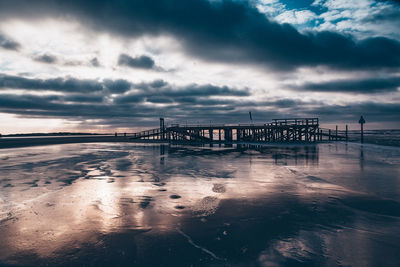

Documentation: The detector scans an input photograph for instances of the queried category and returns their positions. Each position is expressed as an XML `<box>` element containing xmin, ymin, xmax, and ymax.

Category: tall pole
<box><xmin>249</xmin><ymin>111</ymin><xmax>253</xmax><ymax>125</ymax></box>
<box><xmin>160</xmin><ymin>118</ymin><xmax>165</xmax><ymax>140</ymax></box>
<box><xmin>359</xmin><ymin>116</ymin><xmax>365</xmax><ymax>144</ymax></box>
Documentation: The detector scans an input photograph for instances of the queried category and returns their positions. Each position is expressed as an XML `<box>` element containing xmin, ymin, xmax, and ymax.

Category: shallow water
<box><xmin>0</xmin><ymin>143</ymin><xmax>399</xmax><ymax>266</ymax></box>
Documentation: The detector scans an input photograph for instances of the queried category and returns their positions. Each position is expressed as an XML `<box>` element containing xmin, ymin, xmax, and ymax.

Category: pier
<box><xmin>0</xmin><ymin>118</ymin><xmax>351</xmax><ymax>149</ymax></box>
<box><xmin>130</xmin><ymin>118</ymin><xmax>348</xmax><ymax>143</ymax></box>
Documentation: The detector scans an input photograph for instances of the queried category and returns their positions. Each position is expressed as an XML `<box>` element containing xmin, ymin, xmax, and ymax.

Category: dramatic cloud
<box><xmin>0</xmin><ymin>33</ymin><xmax>20</xmax><ymax>50</ymax></box>
<box><xmin>381</xmin><ymin>0</ymin><xmax>400</xmax><ymax>5</ymax></box>
<box><xmin>294</xmin><ymin>76</ymin><xmax>400</xmax><ymax>93</ymax></box>
<box><xmin>0</xmin><ymin>1</ymin><xmax>398</xmax><ymax>132</ymax></box>
<box><xmin>33</xmin><ymin>54</ymin><xmax>58</xmax><ymax>64</ymax></box>
<box><xmin>0</xmin><ymin>90</ymin><xmax>397</xmax><ymax>127</ymax></box>
<box><xmin>115</xmin><ymin>82</ymin><xmax>250</xmax><ymax>104</ymax></box>
<box><xmin>118</xmin><ymin>54</ymin><xmax>156</xmax><ymax>70</ymax></box>
<box><xmin>62</xmin><ymin>94</ymin><xmax>104</xmax><ymax>103</ymax></box>
<box><xmin>314</xmin><ymin>102</ymin><xmax>400</xmax><ymax>122</ymax></box>
<box><xmin>0</xmin><ymin>0</ymin><xmax>400</xmax><ymax>70</ymax></box>
<box><xmin>0</xmin><ymin>74</ymin><xmax>131</xmax><ymax>93</ymax></box>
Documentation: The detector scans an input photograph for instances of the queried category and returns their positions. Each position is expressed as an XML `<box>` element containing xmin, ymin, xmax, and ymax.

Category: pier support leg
<box><xmin>336</xmin><ymin>125</ymin><xmax>338</xmax><ymax>141</ymax></box>
<box><xmin>224</xmin><ymin>129</ymin><xmax>232</xmax><ymax>142</ymax></box>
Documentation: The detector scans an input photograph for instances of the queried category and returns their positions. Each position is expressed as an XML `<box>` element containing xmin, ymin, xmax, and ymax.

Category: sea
<box><xmin>347</xmin><ymin>129</ymin><xmax>400</xmax><ymax>147</ymax></box>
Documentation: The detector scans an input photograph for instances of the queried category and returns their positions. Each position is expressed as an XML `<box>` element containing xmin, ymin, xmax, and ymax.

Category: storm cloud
<box><xmin>114</xmin><ymin>81</ymin><xmax>250</xmax><ymax>104</ymax></box>
<box><xmin>0</xmin><ymin>71</ymin><xmax>397</xmax><ymax>127</ymax></box>
<box><xmin>294</xmin><ymin>76</ymin><xmax>400</xmax><ymax>94</ymax></box>
<box><xmin>0</xmin><ymin>91</ymin><xmax>397</xmax><ymax>127</ymax></box>
<box><xmin>0</xmin><ymin>0</ymin><xmax>400</xmax><ymax>70</ymax></box>
<box><xmin>0</xmin><ymin>1</ymin><xmax>399</xmax><ymax>131</ymax></box>
<box><xmin>118</xmin><ymin>54</ymin><xmax>156</xmax><ymax>70</ymax></box>
<box><xmin>0</xmin><ymin>33</ymin><xmax>20</xmax><ymax>50</ymax></box>
<box><xmin>34</xmin><ymin>54</ymin><xmax>58</xmax><ymax>64</ymax></box>
<box><xmin>0</xmin><ymin>74</ymin><xmax>131</xmax><ymax>93</ymax></box>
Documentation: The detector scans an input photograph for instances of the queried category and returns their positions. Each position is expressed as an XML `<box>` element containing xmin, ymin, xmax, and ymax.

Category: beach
<box><xmin>0</xmin><ymin>142</ymin><xmax>399</xmax><ymax>266</ymax></box>
<box><xmin>0</xmin><ymin>135</ymin><xmax>137</xmax><ymax>149</ymax></box>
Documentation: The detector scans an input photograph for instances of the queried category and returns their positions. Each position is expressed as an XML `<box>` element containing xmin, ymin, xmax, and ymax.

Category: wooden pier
<box><xmin>129</xmin><ymin>118</ymin><xmax>348</xmax><ymax>143</ymax></box>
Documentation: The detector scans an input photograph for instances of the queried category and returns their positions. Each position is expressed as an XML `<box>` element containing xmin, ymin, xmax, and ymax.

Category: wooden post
<box><xmin>345</xmin><ymin>125</ymin><xmax>348</xmax><ymax>142</ymax></box>
<box><xmin>305</xmin><ymin>119</ymin><xmax>309</xmax><ymax>141</ymax></box>
<box><xmin>313</xmin><ymin>128</ymin><xmax>316</xmax><ymax>141</ymax></box>
<box><xmin>160</xmin><ymin>118</ymin><xmax>165</xmax><ymax>140</ymax></box>
<box><xmin>335</xmin><ymin>125</ymin><xmax>338</xmax><ymax>141</ymax></box>
<box><xmin>329</xmin><ymin>129</ymin><xmax>331</xmax><ymax>141</ymax></box>
<box><xmin>286</xmin><ymin>127</ymin><xmax>290</xmax><ymax>141</ymax></box>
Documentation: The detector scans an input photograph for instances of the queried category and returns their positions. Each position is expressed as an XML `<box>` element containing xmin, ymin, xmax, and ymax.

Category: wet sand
<box><xmin>0</xmin><ymin>143</ymin><xmax>399</xmax><ymax>266</ymax></box>
<box><xmin>0</xmin><ymin>136</ymin><xmax>139</xmax><ymax>149</ymax></box>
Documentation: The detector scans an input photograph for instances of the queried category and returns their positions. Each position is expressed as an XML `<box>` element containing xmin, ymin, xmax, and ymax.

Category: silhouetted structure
<box><xmin>129</xmin><ymin>118</ymin><xmax>347</xmax><ymax>143</ymax></box>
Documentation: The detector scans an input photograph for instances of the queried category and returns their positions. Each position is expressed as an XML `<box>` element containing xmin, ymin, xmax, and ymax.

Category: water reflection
<box><xmin>0</xmin><ymin>143</ymin><xmax>399</xmax><ymax>266</ymax></box>
<box><xmin>166</xmin><ymin>144</ymin><xmax>319</xmax><ymax>166</ymax></box>
<box><xmin>360</xmin><ymin>145</ymin><xmax>365</xmax><ymax>171</ymax></box>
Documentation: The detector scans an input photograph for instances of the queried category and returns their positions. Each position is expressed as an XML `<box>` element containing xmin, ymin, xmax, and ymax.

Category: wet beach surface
<box><xmin>0</xmin><ymin>143</ymin><xmax>399</xmax><ymax>266</ymax></box>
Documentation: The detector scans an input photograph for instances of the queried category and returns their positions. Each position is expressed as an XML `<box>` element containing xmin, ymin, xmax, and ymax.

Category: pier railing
<box><xmin>272</xmin><ymin>118</ymin><xmax>319</xmax><ymax>126</ymax></box>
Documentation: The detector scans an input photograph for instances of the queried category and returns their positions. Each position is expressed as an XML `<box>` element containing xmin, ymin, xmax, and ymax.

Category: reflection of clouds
<box><xmin>0</xmin><ymin>142</ymin><xmax>399</xmax><ymax>265</ymax></box>
<box><xmin>1</xmin><ymin>143</ymin><xmax>316</xmax><ymax>260</ymax></box>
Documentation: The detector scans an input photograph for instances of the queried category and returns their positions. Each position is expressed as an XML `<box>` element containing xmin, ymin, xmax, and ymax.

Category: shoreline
<box><xmin>0</xmin><ymin>136</ymin><xmax>399</xmax><ymax>149</ymax></box>
<box><xmin>0</xmin><ymin>136</ymin><xmax>145</xmax><ymax>149</ymax></box>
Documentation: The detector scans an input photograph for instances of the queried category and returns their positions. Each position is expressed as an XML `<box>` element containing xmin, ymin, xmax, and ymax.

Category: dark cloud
<box><xmin>293</xmin><ymin>76</ymin><xmax>400</xmax><ymax>93</ymax></box>
<box><xmin>136</xmin><ymin>82</ymin><xmax>250</xmax><ymax>97</ymax></box>
<box><xmin>146</xmin><ymin>96</ymin><xmax>174</xmax><ymax>104</ymax></box>
<box><xmin>0</xmin><ymin>73</ymin><xmax>253</xmax><ymax>125</ymax></box>
<box><xmin>313</xmin><ymin>102</ymin><xmax>400</xmax><ymax>123</ymax></box>
<box><xmin>0</xmin><ymin>33</ymin><xmax>20</xmax><ymax>50</ymax></box>
<box><xmin>0</xmin><ymin>90</ymin><xmax>397</xmax><ymax>127</ymax></box>
<box><xmin>62</xmin><ymin>94</ymin><xmax>104</xmax><ymax>103</ymax></box>
<box><xmin>159</xmin><ymin>84</ymin><xmax>250</xmax><ymax>97</ymax></box>
<box><xmin>118</xmin><ymin>54</ymin><xmax>156</xmax><ymax>69</ymax></box>
<box><xmin>34</xmin><ymin>54</ymin><xmax>58</xmax><ymax>64</ymax></box>
<box><xmin>115</xmin><ymin>82</ymin><xmax>250</xmax><ymax>105</ymax></box>
<box><xmin>90</xmin><ymin>57</ymin><xmax>100</xmax><ymax>67</ymax></box>
<box><xmin>114</xmin><ymin>94</ymin><xmax>145</xmax><ymax>104</ymax></box>
<box><xmin>0</xmin><ymin>74</ymin><xmax>131</xmax><ymax>93</ymax></box>
<box><xmin>0</xmin><ymin>0</ymin><xmax>399</xmax><ymax>70</ymax></box>
<box><xmin>379</xmin><ymin>0</ymin><xmax>400</xmax><ymax>5</ymax></box>
<box><xmin>0</xmin><ymin>73</ymin><xmax>398</xmax><ymax>128</ymax></box>
<box><xmin>34</xmin><ymin>55</ymin><xmax>101</xmax><ymax>67</ymax></box>
<box><xmin>149</xmin><ymin>79</ymin><xmax>168</xmax><ymax>88</ymax></box>
<box><xmin>103</xmin><ymin>79</ymin><xmax>131</xmax><ymax>93</ymax></box>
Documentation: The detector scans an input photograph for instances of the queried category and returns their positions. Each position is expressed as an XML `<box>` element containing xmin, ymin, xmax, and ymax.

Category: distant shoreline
<box><xmin>1</xmin><ymin>132</ymin><xmax>107</xmax><ymax>137</ymax></box>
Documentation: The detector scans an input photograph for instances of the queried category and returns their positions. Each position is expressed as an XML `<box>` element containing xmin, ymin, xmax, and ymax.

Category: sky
<box><xmin>0</xmin><ymin>0</ymin><xmax>399</xmax><ymax>134</ymax></box>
